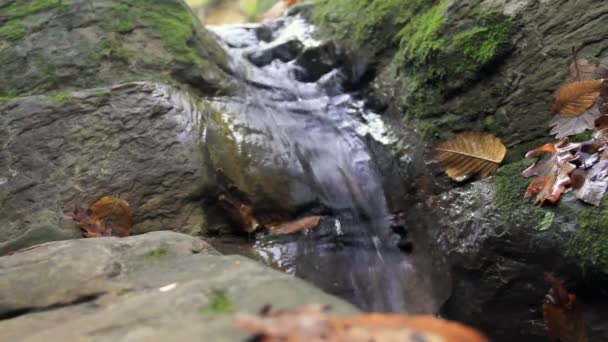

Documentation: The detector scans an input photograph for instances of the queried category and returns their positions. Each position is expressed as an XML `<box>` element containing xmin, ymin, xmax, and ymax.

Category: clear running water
<box><xmin>205</xmin><ymin>16</ymin><xmax>447</xmax><ymax>313</ymax></box>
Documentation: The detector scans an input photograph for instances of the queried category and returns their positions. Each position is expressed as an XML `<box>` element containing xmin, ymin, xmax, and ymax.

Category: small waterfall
<box><xmin>205</xmin><ymin>16</ymin><xmax>445</xmax><ymax>313</ymax></box>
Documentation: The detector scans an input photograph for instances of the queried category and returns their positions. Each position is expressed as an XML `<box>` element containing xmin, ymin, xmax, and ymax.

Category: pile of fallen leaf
<box><xmin>435</xmin><ymin>56</ymin><xmax>608</xmax><ymax>207</ymax></box>
<box><xmin>73</xmin><ymin>196</ymin><xmax>133</xmax><ymax>237</ymax></box>
<box><xmin>522</xmin><ymin>57</ymin><xmax>608</xmax><ymax>206</ymax></box>
<box><xmin>237</xmin><ymin>305</ymin><xmax>491</xmax><ymax>342</ymax></box>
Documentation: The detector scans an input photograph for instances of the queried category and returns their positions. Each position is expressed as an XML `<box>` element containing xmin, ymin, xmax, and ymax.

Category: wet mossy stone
<box><xmin>0</xmin><ymin>0</ymin><xmax>233</xmax><ymax>98</ymax></box>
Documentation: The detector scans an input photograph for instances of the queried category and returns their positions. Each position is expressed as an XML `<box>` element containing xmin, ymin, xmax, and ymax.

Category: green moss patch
<box><xmin>0</xmin><ymin>19</ymin><xmax>27</xmax><ymax>41</ymax></box>
<box><xmin>47</xmin><ymin>92</ymin><xmax>74</xmax><ymax>104</ymax></box>
<box><xmin>493</xmin><ymin>160</ymin><xmax>547</xmax><ymax>223</ymax></box>
<box><xmin>92</xmin><ymin>39</ymin><xmax>133</xmax><ymax>63</ymax></box>
<box><xmin>200</xmin><ymin>290</ymin><xmax>233</xmax><ymax>314</ymax></box>
<box><xmin>113</xmin><ymin>0</ymin><xmax>203</xmax><ymax>66</ymax></box>
<box><xmin>312</xmin><ymin>0</ymin><xmax>431</xmax><ymax>57</ymax></box>
<box><xmin>0</xmin><ymin>0</ymin><xmax>69</xmax><ymax>41</ymax></box>
<box><xmin>574</xmin><ymin>200</ymin><xmax>608</xmax><ymax>273</ymax></box>
<box><xmin>141</xmin><ymin>248</ymin><xmax>170</xmax><ymax>262</ymax></box>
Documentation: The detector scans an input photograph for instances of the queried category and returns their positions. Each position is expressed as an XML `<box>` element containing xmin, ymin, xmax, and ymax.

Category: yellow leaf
<box><xmin>436</xmin><ymin>132</ymin><xmax>507</xmax><ymax>181</ymax></box>
<box><xmin>551</xmin><ymin>80</ymin><xmax>605</xmax><ymax>118</ymax></box>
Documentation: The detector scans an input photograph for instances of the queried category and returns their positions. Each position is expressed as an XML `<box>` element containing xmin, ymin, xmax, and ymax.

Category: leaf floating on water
<box><xmin>436</xmin><ymin>132</ymin><xmax>507</xmax><ymax>182</ymax></box>
<box><xmin>543</xmin><ymin>273</ymin><xmax>588</xmax><ymax>342</ymax></box>
<box><xmin>522</xmin><ymin>141</ymin><xmax>578</xmax><ymax>205</ymax></box>
<box><xmin>73</xmin><ymin>196</ymin><xmax>133</xmax><ymax>238</ymax></box>
<box><xmin>551</xmin><ymin>80</ymin><xmax>605</xmax><ymax>118</ymax></box>
<box><xmin>266</xmin><ymin>216</ymin><xmax>321</xmax><ymax>235</ymax></box>
<box><xmin>237</xmin><ymin>304</ymin><xmax>491</xmax><ymax>342</ymax></box>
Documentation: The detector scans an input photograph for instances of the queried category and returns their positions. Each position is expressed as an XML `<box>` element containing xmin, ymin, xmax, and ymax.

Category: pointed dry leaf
<box><xmin>436</xmin><ymin>132</ymin><xmax>507</xmax><ymax>182</ymax></box>
<box><xmin>267</xmin><ymin>216</ymin><xmax>321</xmax><ymax>235</ymax></box>
<box><xmin>551</xmin><ymin>80</ymin><xmax>605</xmax><ymax>117</ymax></box>
<box><xmin>564</xmin><ymin>59</ymin><xmax>608</xmax><ymax>84</ymax></box>
<box><xmin>73</xmin><ymin>196</ymin><xmax>133</xmax><ymax>237</ymax></box>
<box><xmin>522</xmin><ymin>141</ymin><xmax>578</xmax><ymax>205</ymax></box>
<box><xmin>543</xmin><ymin>273</ymin><xmax>588</xmax><ymax>342</ymax></box>
<box><xmin>237</xmin><ymin>305</ymin><xmax>491</xmax><ymax>342</ymax></box>
<box><xmin>550</xmin><ymin>107</ymin><xmax>601</xmax><ymax>139</ymax></box>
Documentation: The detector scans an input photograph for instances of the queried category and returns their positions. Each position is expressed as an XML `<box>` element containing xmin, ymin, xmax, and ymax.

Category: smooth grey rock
<box><xmin>0</xmin><ymin>231</ymin><xmax>357</xmax><ymax>342</ymax></box>
<box><xmin>0</xmin><ymin>231</ymin><xmax>217</xmax><ymax>316</ymax></box>
<box><xmin>0</xmin><ymin>82</ymin><xmax>209</xmax><ymax>246</ymax></box>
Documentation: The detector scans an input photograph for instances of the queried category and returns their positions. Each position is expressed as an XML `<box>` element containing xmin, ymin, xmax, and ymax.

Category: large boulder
<box><xmin>0</xmin><ymin>0</ymin><xmax>233</xmax><ymax>99</ymax></box>
<box><xmin>0</xmin><ymin>231</ymin><xmax>358</xmax><ymax>341</ymax></box>
<box><xmin>0</xmin><ymin>83</ymin><xmax>210</xmax><ymax>248</ymax></box>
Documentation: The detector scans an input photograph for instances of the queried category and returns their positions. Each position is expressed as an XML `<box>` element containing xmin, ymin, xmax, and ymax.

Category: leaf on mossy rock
<box><xmin>73</xmin><ymin>196</ymin><xmax>133</xmax><ymax>237</ymax></box>
<box><xmin>543</xmin><ymin>273</ymin><xmax>588</xmax><ymax>342</ymax></box>
<box><xmin>550</xmin><ymin>107</ymin><xmax>602</xmax><ymax>139</ymax></box>
<box><xmin>237</xmin><ymin>304</ymin><xmax>491</xmax><ymax>342</ymax></box>
<box><xmin>522</xmin><ymin>140</ymin><xmax>579</xmax><ymax>205</ymax></box>
<box><xmin>436</xmin><ymin>132</ymin><xmax>507</xmax><ymax>182</ymax></box>
<box><xmin>550</xmin><ymin>79</ymin><xmax>606</xmax><ymax>118</ymax></box>
<box><xmin>266</xmin><ymin>216</ymin><xmax>322</xmax><ymax>235</ymax></box>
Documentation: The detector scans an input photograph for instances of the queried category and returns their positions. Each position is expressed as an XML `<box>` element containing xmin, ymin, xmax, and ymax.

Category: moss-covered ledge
<box><xmin>0</xmin><ymin>0</ymin><xmax>234</xmax><ymax>100</ymax></box>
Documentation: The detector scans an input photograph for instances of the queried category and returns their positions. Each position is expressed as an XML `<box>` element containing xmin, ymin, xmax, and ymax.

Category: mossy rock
<box><xmin>0</xmin><ymin>0</ymin><xmax>233</xmax><ymax>98</ymax></box>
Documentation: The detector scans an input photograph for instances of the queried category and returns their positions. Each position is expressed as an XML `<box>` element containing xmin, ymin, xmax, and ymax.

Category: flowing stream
<box><xmin>204</xmin><ymin>15</ymin><xmax>448</xmax><ymax>313</ymax></box>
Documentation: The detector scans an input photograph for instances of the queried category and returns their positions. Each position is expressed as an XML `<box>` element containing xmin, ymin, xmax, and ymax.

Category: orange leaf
<box><xmin>551</xmin><ymin>80</ymin><xmax>605</xmax><ymax>117</ymax></box>
<box><xmin>73</xmin><ymin>196</ymin><xmax>133</xmax><ymax>238</ymax></box>
<box><xmin>522</xmin><ymin>141</ymin><xmax>578</xmax><ymax>205</ymax></box>
<box><xmin>237</xmin><ymin>305</ymin><xmax>491</xmax><ymax>342</ymax></box>
<box><xmin>543</xmin><ymin>273</ymin><xmax>588</xmax><ymax>342</ymax></box>
<box><xmin>267</xmin><ymin>216</ymin><xmax>321</xmax><ymax>235</ymax></box>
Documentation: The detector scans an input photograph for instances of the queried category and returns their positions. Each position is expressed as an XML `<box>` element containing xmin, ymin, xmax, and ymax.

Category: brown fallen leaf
<box><xmin>436</xmin><ymin>132</ymin><xmax>507</xmax><ymax>182</ymax></box>
<box><xmin>237</xmin><ymin>305</ymin><xmax>491</xmax><ymax>342</ymax></box>
<box><xmin>522</xmin><ymin>140</ymin><xmax>578</xmax><ymax>205</ymax></box>
<box><xmin>218</xmin><ymin>194</ymin><xmax>260</xmax><ymax>233</ymax></box>
<box><xmin>543</xmin><ymin>273</ymin><xmax>588</xmax><ymax>342</ymax></box>
<box><xmin>73</xmin><ymin>196</ymin><xmax>133</xmax><ymax>237</ymax></box>
<box><xmin>551</xmin><ymin>80</ymin><xmax>605</xmax><ymax>118</ymax></box>
<box><xmin>266</xmin><ymin>216</ymin><xmax>321</xmax><ymax>235</ymax></box>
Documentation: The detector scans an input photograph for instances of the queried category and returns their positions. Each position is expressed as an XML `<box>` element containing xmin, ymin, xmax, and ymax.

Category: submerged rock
<box><xmin>0</xmin><ymin>231</ymin><xmax>357</xmax><ymax>341</ymax></box>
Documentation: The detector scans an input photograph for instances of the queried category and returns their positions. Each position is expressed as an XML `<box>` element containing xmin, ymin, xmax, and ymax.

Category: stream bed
<box><xmin>203</xmin><ymin>15</ymin><xmax>450</xmax><ymax>313</ymax></box>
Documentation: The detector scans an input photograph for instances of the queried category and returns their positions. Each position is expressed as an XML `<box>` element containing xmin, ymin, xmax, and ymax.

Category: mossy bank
<box><xmin>0</xmin><ymin>0</ymin><xmax>233</xmax><ymax>100</ymax></box>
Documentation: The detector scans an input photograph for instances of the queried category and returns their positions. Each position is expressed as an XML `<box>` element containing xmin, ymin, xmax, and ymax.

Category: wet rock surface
<box><xmin>0</xmin><ymin>231</ymin><xmax>357</xmax><ymax>341</ymax></box>
<box><xmin>0</xmin><ymin>83</ymin><xmax>208</xmax><ymax>249</ymax></box>
<box><xmin>420</xmin><ymin>180</ymin><xmax>608</xmax><ymax>342</ymax></box>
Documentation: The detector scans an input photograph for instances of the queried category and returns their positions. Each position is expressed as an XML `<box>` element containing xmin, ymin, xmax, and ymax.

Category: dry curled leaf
<box><xmin>237</xmin><ymin>305</ymin><xmax>491</xmax><ymax>342</ymax></box>
<box><xmin>436</xmin><ymin>132</ymin><xmax>507</xmax><ymax>182</ymax></box>
<box><xmin>543</xmin><ymin>273</ymin><xmax>588</xmax><ymax>342</ymax></box>
<box><xmin>218</xmin><ymin>194</ymin><xmax>260</xmax><ymax>233</ymax></box>
<box><xmin>564</xmin><ymin>59</ymin><xmax>608</xmax><ymax>85</ymax></box>
<box><xmin>551</xmin><ymin>80</ymin><xmax>605</xmax><ymax>118</ymax></box>
<box><xmin>73</xmin><ymin>196</ymin><xmax>133</xmax><ymax>237</ymax></box>
<box><xmin>267</xmin><ymin>216</ymin><xmax>322</xmax><ymax>235</ymax></box>
<box><xmin>550</xmin><ymin>107</ymin><xmax>602</xmax><ymax>139</ymax></box>
<box><xmin>522</xmin><ymin>141</ymin><xmax>578</xmax><ymax>205</ymax></box>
